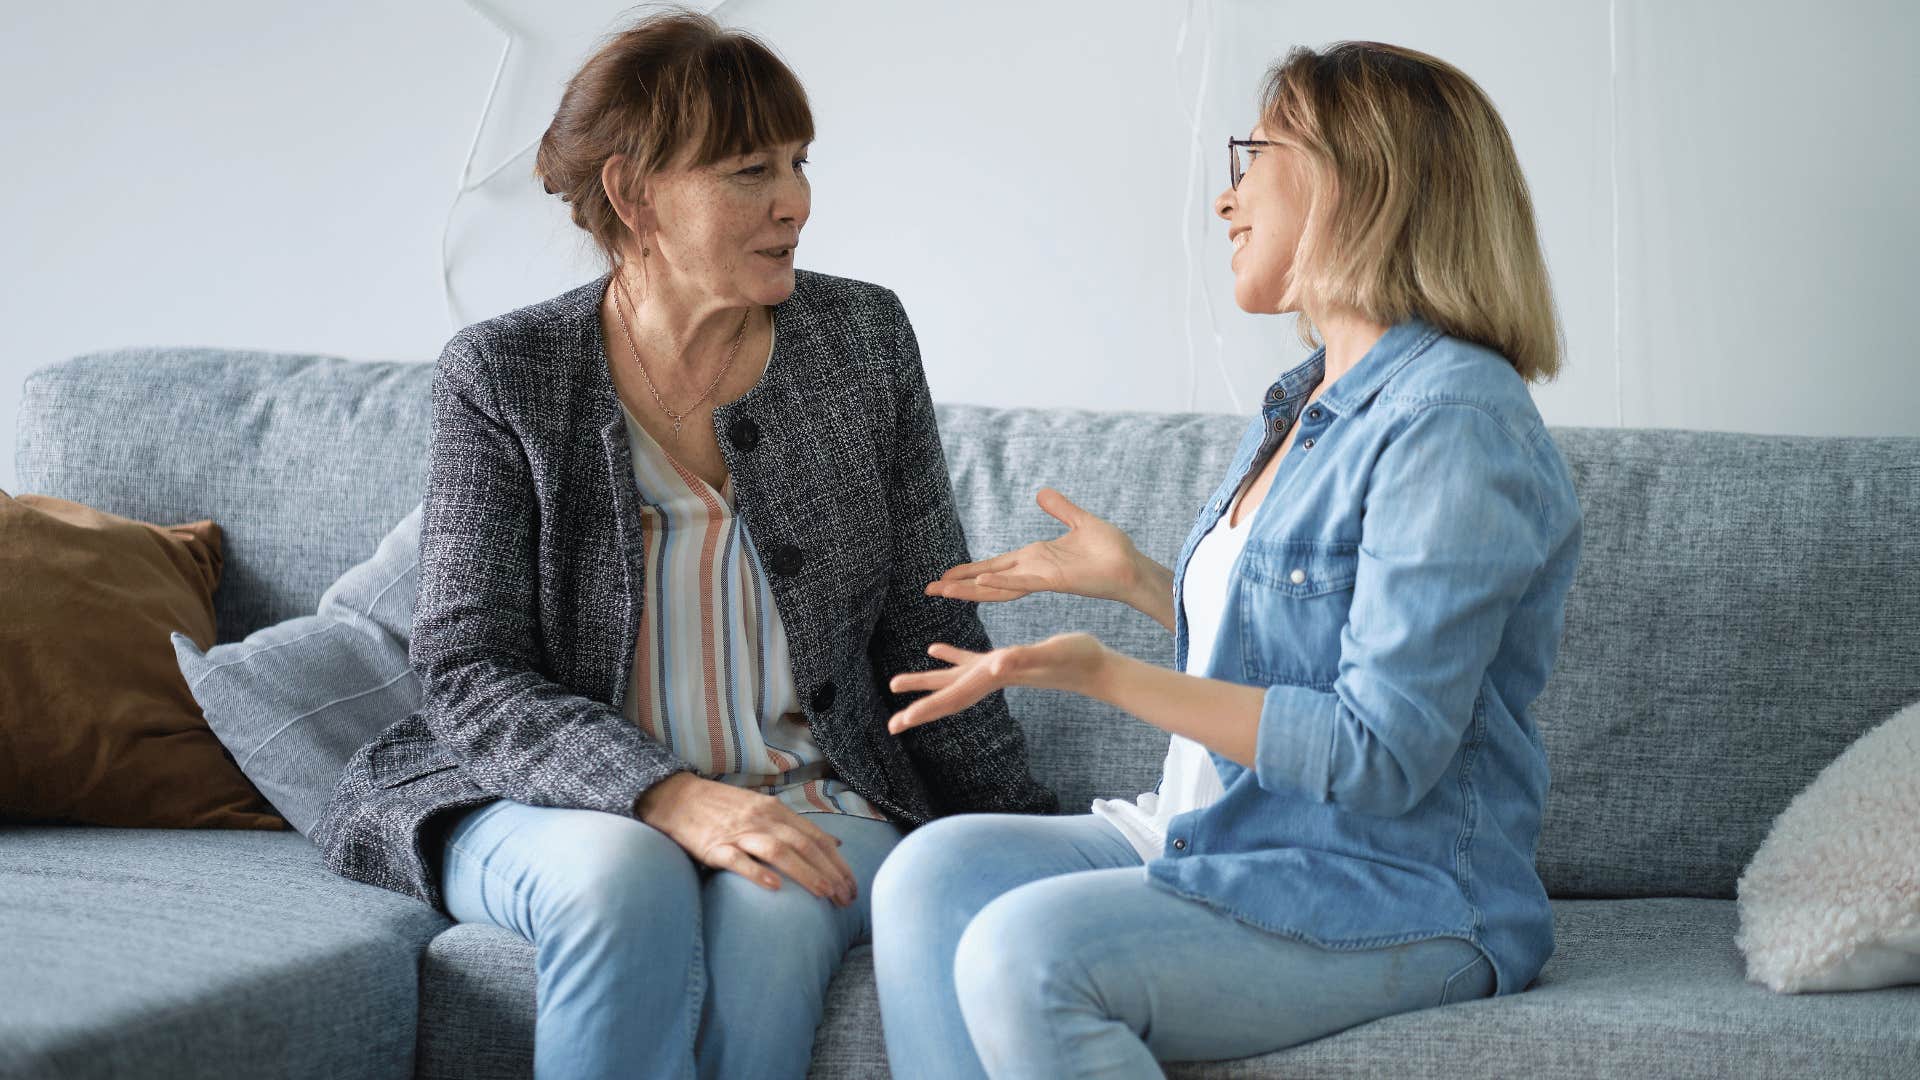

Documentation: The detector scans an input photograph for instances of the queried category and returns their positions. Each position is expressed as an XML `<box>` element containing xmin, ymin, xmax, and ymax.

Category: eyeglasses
<box><xmin>1227</xmin><ymin>138</ymin><xmax>1279</xmax><ymax>191</ymax></box>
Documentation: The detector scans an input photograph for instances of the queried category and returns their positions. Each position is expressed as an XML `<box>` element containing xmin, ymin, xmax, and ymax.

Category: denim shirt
<box><xmin>1150</xmin><ymin>318</ymin><xmax>1582</xmax><ymax>995</ymax></box>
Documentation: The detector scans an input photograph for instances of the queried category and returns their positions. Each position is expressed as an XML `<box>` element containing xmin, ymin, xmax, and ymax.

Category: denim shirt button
<box><xmin>1307</xmin><ymin>407</ymin><xmax>1324</xmax><ymax>422</ymax></box>
<box><xmin>1289</xmin><ymin>569</ymin><xmax>1307</xmax><ymax>585</ymax></box>
<box><xmin>1172</xmin><ymin>838</ymin><xmax>1187</xmax><ymax>851</ymax></box>
<box><xmin>1301</xmin><ymin>437</ymin><xmax>1316</xmax><ymax>450</ymax></box>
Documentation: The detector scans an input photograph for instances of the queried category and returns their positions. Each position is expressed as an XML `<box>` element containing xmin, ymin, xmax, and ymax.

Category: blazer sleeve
<box><xmin>411</xmin><ymin>333</ymin><xmax>691</xmax><ymax>816</ymax></box>
<box><xmin>866</xmin><ymin>296</ymin><xmax>1059</xmax><ymax>816</ymax></box>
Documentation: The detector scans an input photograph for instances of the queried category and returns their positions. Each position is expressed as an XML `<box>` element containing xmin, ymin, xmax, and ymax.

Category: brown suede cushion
<box><xmin>0</xmin><ymin>492</ymin><xmax>285</xmax><ymax>829</ymax></box>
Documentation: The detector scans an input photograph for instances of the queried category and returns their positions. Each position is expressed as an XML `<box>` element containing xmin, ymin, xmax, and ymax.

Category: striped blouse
<box><xmin>620</xmin><ymin>392</ymin><xmax>885</xmax><ymax>822</ymax></box>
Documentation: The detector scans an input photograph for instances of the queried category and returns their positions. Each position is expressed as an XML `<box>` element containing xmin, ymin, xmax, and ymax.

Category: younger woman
<box><xmin>871</xmin><ymin>42</ymin><xmax>1582</xmax><ymax>1078</ymax></box>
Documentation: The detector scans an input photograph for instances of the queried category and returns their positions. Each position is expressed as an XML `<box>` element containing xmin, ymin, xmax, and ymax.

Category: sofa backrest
<box><xmin>18</xmin><ymin>349</ymin><xmax>1920</xmax><ymax>900</ymax></box>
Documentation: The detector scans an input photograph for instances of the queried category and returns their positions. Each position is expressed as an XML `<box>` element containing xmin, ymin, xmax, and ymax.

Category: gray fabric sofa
<box><xmin>7</xmin><ymin>347</ymin><xmax>1919</xmax><ymax>1079</ymax></box>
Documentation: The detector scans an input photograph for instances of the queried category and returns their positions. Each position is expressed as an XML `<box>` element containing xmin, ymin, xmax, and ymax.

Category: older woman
<box><xmin>310</xmin><ymin>12</ymin><xmax>1053</xmax><ymax>1080</ymax></box>
<box><xmin>871</xmin><ymin>42</ymin><xmax>1582</xmax><ymax>1078</ymax></box>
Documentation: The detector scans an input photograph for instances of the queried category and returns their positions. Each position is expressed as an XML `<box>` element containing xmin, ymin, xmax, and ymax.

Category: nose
<box><xmin>774</xmin><ymin>166</ymin><xmax>810</xmax><ymax>230</ymax></box>
<box><xmin>1214</xmin><ymin>186</ymin><xmax>1235</xmax><ymax>223</ymax></box>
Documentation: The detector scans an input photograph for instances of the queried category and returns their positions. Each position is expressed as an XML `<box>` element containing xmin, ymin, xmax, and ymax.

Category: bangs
<box><xmin>682</xmin><ymin>37</ymin><xmax>815</xmax><ymax>166</ymax></box>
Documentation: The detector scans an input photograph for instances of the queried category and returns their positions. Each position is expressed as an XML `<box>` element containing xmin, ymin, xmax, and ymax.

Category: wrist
<box><xmin>1077</xmin><ymin>642</ymin><xmax>1125</xmax><ymax>700</ymax></box>
<box><xmin>1123</xmin><ymin>555</ymin><xmax>1171</xmax><ymax>611</ymax></box>
<box><xmin>635</xmin><ymin>770</ymin><xmax>698</xmax><ymax>823</ymax></box>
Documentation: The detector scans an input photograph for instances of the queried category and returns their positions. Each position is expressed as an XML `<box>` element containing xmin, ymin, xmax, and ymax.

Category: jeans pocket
<box><xmin>1437</xmin><ymin>952</ymin><xmax>1494</xmax><ymax>1006</ymax></box>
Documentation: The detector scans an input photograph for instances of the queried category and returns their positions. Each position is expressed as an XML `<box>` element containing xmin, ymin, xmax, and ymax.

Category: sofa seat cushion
<box><xmin>1159</xmin><ymin>899</ymin><xmax>1920</xmax><ymax>1078</ymax></box>
<box><xmin>414</xmin><ymin>898</ymin><xmax>1919</xmax><ymax>1079</ymax></box>
<box><xmin>0</xmin><ymin>826</ymin><xmax>448</xmax><ymax>1080</ymax></box>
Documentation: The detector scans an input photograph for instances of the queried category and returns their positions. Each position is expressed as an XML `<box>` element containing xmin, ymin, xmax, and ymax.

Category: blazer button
<box><xmin>769</xmin><ymin>543</ymin><xmax>804</xmax><ymax>576</ymax></box>
<box><xmin>728</xmin><ymin>417</ymin><xmax>761</xmax><ymax>452</ymax></box>
<box><xmin>810</xmin><ymin>681</ymin><xmax>837</xmax><ymax>712</ymax></box>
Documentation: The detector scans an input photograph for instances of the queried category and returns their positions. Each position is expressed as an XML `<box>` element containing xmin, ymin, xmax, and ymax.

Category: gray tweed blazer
<box><xmin>311</xmin><ymin>270</ymin><xmax>1057</xmax><ymax>910</ymax></box>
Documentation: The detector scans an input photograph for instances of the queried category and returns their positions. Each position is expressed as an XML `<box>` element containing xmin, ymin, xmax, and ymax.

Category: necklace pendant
<box><xmin>672</xmin><ymin>419</ymin><xmax>683</xmax><ymax>433</ymax></box>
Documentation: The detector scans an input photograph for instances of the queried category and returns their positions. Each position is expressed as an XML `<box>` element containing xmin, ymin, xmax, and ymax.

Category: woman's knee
<box><xmin>953</xmin><ymin>883</ymin><xmax>1092</xmax><ymax>1021</ymax></box>
<box><xmin>873</xmin><ymin>814</ymin><xmax>1010</xmax><ymax>920</ymax></box>
<box><xmin>538</xmin><ymin>811</ymin><xmax>700</xmax><ymax>936</ymax></box>
<box><xmin>704</xmin><ymin>867</ymin><xmax>842</xmax><ymax>963</ymax></box>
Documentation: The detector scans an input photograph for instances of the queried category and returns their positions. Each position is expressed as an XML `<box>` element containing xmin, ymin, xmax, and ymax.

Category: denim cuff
<box><xmin>1254</xmin><ymin>682</ymin><xmax>1339</xmax><ymax>802</ymax></box>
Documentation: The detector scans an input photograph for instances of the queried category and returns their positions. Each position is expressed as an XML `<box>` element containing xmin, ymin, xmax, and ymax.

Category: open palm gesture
<box><xmin>927</xmin><ymin>488</ymin><xmax>1144</xmax><ymax>606</ymax></box>
<box><xmin>887</xmin><ymin>634</ymin><xmax>1111</xmax><ymax>733</ymax></box>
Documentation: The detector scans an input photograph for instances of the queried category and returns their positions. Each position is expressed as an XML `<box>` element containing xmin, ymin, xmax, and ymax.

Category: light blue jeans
<box><xmin>871</xmin><ymin>813</ymin><xmax>1495</xmax><ymax>1080</ymax></box>
<box><xmin>437</xmin><ymin>798</ymin><xmax>903</xmax><ymax>1080</ymax></box>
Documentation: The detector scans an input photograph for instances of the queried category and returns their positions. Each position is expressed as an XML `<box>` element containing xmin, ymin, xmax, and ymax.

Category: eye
<box><xmin>793</xmin><ymin>157</ymin><xmax>809</xmax><ymax>173</ymax></box>
<box><xmin>737</xmin><ymin>164</ymin><xmax>768</xmax><ymax>177</ymax></box>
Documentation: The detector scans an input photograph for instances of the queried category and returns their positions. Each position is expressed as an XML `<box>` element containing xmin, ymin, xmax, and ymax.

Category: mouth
<box><xmin>755</xmin><ymin>243</ymin><xmax>797</xmax><ymax>262</ymax></box>
<box><xmin>1229</xmin><ymin>228</ymin><xmax>1251</xmax><ymax>252</ymax></box>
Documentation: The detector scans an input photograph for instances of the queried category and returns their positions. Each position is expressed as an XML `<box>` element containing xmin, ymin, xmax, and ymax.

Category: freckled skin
<box><xmin>642</xmin><ymin>141</ymin><xmax>811</xmax><ymax>312</ymax></box>
<box><xmin>598</xmin><ymin>140</ymin><xmax>812</xmax><ymax>489</ymax></box>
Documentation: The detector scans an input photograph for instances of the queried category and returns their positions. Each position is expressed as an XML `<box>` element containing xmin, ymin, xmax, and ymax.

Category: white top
<box><xmin>1090</xmin><ymin>489</ymin><xmax>1251</xmax><ymax>862</ymax></box>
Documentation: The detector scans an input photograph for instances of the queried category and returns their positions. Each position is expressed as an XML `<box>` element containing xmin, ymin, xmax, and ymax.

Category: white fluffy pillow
<box><xmin>1736</xmin><ymin>699</ymin><xmax>1920</xmax><ymax>993</ymax></box>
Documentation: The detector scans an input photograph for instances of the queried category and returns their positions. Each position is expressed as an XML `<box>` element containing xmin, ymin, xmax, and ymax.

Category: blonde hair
<box><xmin>1261</xmin><ymin>42</ymin><xmax>1561</xmax><ymax>382</ymax></box>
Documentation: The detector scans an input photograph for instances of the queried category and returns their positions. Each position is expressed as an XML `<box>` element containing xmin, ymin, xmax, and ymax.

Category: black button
<box><xmin>728</xmin><ymin>417</ymin><xmax>761</xmax><ymax>451</ymax></box>
<box><xmin>1172</xmin><ymin>838</ymin><xmax>1187</xmax><ymax>851</ymax></box>
<box><xmin>810</xmin><ymin>681</ymin><xmax>837</xmax><ymax>712</ymax></box>
<box><xmin>768</xmin><ymin>543</ymin><xmax>804</xmax><ymax>576</ymax></box>
<box><xmin>1301</xmin><ymin>438</ymin><xmax>1316</xmax><ymax>450</ymax></box>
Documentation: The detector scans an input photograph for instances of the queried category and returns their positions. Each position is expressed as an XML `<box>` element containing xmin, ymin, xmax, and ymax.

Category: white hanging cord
<box><xmin>1608</xmin><ymin>0</ymin><xmax>1624</xmax><ymax>426</ymax></box>
<box><xmin>442</xmin><ymin>1</ymin><xmax>542</xmax><ymax>330</ymax></box>
<box><xmin>1174</xmin><ymin>0</ymin><xmax>1236</xmax><ymax>412</ymax></box>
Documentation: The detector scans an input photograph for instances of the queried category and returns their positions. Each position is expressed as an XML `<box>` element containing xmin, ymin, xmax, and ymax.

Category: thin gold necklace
<box><xmin>609</xmin><ymin>274</ymin><xmax>751</xmax><ymax>434</ymax></box>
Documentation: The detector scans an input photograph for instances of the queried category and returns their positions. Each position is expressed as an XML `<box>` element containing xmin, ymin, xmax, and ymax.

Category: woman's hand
<box><xmin>886</xmin><ymin>634</ymin><xmax>1114</xmax><ymax>733</ymax></box>
<box><xmin>929</xmin><ymin>489</ymin><xmax>1160</xmax><ymax>610</ymax></box>
<box><xmin>636</xmin><ymin>773</ymin><xmax>858</xmax><ymax>906</ymax></box>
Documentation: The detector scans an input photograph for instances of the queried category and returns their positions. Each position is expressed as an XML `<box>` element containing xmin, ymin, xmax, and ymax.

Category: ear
<box><xmin>600</xmin><ymin>154</ymin><xmax>656</xmax><ymax>237</ymax></box>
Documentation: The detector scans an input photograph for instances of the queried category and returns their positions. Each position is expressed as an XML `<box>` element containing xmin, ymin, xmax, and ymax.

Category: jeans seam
<box><xmin>682</xmin><ymin>902</ymin><xmax>705</xmax><ymax>1080</ymax></box>
<box><xmin>443</xmin><ymin>836</ymin><xmax>533</xmax><ymax>911</ymax></box>
<box><xmin>1437</xmin><ymin>953</ymin><xmax>1489</xmax><ymax>1007</ymax></box>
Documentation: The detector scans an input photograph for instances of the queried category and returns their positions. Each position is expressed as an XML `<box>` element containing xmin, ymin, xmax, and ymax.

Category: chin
<box><xmin>1232</xmin><ymin>280</ymin><xmax>1272</xmax><ymax>314</ymax></box>
<box><xmin>747</xmin><ymin>271</ymin><xmax>797</xmax><ymax>306</ymax></box>
<box><xmin>1230</xmin><ymin>268</ymin><xmax>1290</xmax><ymax>315</ymax></box>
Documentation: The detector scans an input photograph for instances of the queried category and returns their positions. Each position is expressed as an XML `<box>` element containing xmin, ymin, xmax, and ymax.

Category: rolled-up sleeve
<box><xmin>1254</xmin><ymin>402</ymin><xmax>1547</xmax><ymax>817</ymax></box>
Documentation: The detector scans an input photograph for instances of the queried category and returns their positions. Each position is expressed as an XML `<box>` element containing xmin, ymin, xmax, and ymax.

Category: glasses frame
<box><xmin>1227</xmin><ymin>137</ymin><xmax>1280</xmax><ymax>191</ymax></box>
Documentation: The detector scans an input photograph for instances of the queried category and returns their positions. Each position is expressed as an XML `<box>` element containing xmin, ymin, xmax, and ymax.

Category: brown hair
<box><xmin>1259</xmin><ymin>42</ymin><xmax>1561</xmax><ymax>382</ymax></box>
<box><xmin>535</xmin><ymin>9</ymin><xmax>814</xmax><ymax>268</ymax></box>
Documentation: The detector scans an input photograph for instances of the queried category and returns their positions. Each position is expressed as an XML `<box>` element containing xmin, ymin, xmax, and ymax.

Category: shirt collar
<box><xmin>1259</xmin><ymin>317</ymin><xmax>1442</xmax><ymax>420</ymax></box>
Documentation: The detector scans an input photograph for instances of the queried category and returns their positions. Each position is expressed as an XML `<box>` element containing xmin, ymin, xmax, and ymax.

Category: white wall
<box><xmin>5</xmin><ymin>0</ymin><xmax>1916</xmax><ymax>497</ymax></box>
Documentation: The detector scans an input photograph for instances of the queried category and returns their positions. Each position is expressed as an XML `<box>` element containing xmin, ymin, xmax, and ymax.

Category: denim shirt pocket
<box><xmin>1236</xmin><ymin>539</ymin><xmax>1359</xmax><ymax>689</ymax></box>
